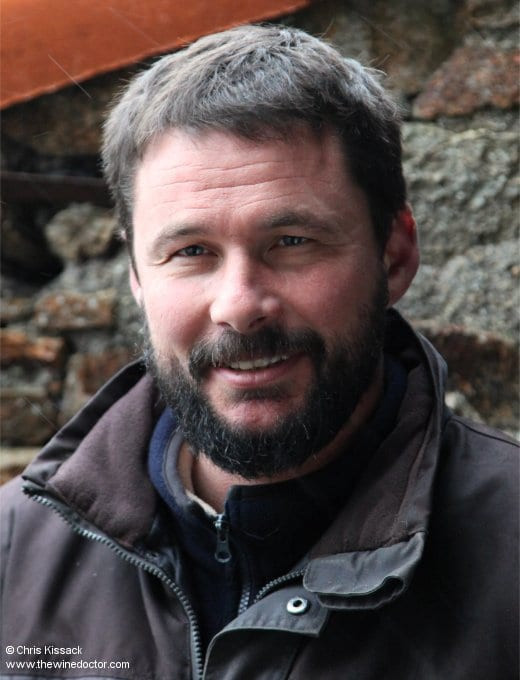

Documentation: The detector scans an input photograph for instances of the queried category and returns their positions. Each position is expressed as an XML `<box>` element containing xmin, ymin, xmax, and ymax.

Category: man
<box><xmin>1</xmin><ymin>24</ymin><xmax>518</xmax><ymax>680</ymax></box>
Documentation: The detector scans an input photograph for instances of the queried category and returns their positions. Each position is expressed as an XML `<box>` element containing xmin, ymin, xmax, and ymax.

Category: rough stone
<box><xmin>1</xmin><ymin>359</ymin><xmax>63</xmax><ymax>447</ymax></box>
<box><xmin>0</xmin><ymin>387</ymin><xmax>58</xmax><ymax>446</ymax></box>
<box><xmin>0</xmin><ymin>329</ymin><xmax>65</xmax><ymax>367</ymax></box>
<box><xmin>0</xmin><ymin>273</ymin><xmax>41</xmax><ymax>300</ymax></box>
<box><xmin>429</xmin><ymin>110</ymin><xmax>518</xmax><ymax>133</ymax></box>
<box><xmin>464</xmin><ymin>0</ymin><xmax>519</xmax><ymax>30</ymax></box>
<box><xmin>364</xmin><ymin>0</ymin><xmax>460</xmax><ymax>96</ymax></box>
<box><xmin>59</xmin><ymin>348</ymin><xmax>137</xmax><ymax>424</ymax></box>
<box><xmin>1</xmin><ymin>209</ymin><xmax>62</xmax><ymax>279</ymax></box>
<box><xmin>288</xmin><ymin>0</ymin><xmax>460</xmax><ymax>97</ymax></box>
<box><xmin>445</xmin><ymin>391</ymin><xmax>483</xmax><ymax>422</ymax></box>
<box><xmin>413</xmin><ymin>320</ymin><xmax>519</xmax><ymax>434</ymax></box>
<box><xmin>1</xmin><ymin>70</ymin><xmax>132</xmax><ymax>156</ymax></box>
<box><xmin>40</xmin><ymin>250</ymin><xmax>142</xmax><ymax>350</ymax></box>
<box><xmin>0</xmin><ymin>447</ymin><xmax>39</xmax><ymax>485</ymax></box>
<box><xmin>413</xmin><ymin>46</ymin><xmax>520</xmax><ymax>118</ymax></box>
<box><xmin>45</xmin><ymin>203</ymin><xmax>118</xmax><ymax>262</ymax></box>
<box><xmin>398</xmin><ymin>240</ymin><xmax>520</xmax><ymax>341</ymax></box>
<box><xmin>34</xmin><ymin>289</ymin><xmax>116</xmax><ymax>330</ymax></box>
<box><xmin>1</xmin><ymin>359</ymin><xmax>61</xmax><ymax>389</ymax></box>
<box><xmin>402</xmin><ymin>124</ymin><xmax>519</xmax><ymax>265</ymax></box>
<box><xmin>0</xmin><ymin>297</ymin><xmax>34</xmax><ymax>324</ymax></box>
<box><xmin>435</xmin><ymin>242</ymin><xmax>519</xmax><ymax>338</ymax></box>
<box><xmin>287</xmin><ymin>0</ymin><xmax>373</xmax><ymax>67</ymax></box>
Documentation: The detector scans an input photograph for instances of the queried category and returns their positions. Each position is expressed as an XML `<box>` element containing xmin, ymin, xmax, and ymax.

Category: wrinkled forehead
<box><xmin>134</xmin><ymin>122</ymin><xmax>354</xmax><ymax>202</ymax></box>
<box><xmin>133</xmin><ymin>125</ymin><xmax>356</xmax><ymax>214</ymax></box>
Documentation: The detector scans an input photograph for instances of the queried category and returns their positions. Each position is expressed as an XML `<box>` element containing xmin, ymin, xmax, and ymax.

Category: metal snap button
<box><xmin>286</xmin><ymin>597</ymin><xmax>310</xmax><ymax>615</ymax></box>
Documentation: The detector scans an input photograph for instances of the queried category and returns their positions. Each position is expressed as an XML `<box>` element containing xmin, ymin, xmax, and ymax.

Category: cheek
<box><xmin>142</xmin><ymin>279</ymin><xmax>207</xmax><ymax>357</ymax></box>
<box><xmin>289</xmin><ymin>266</ymin><xmax>366</xmax><ymax>333</ymax></box>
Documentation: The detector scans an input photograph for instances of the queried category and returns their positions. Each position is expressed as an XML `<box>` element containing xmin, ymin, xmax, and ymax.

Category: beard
<box><xmin>143</xmin><ymin>272</ymin><xmax>388</xmax><ymax>480</ymax></box>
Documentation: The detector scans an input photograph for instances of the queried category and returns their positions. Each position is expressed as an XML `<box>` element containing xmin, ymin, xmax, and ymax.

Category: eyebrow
<box><xmin>147</xmin><ymin>209</ymin><xmax>341</xmax><ymax>260</ymax></box>
<box><xmin>264</xmin><ymin>209</ymin><xmax>341</xmax><ymax>234</ymax></box>
<box><xmin>147</xmin><ymin>223</ymin><xmax>206</xmax><ymax>260</ymax></box>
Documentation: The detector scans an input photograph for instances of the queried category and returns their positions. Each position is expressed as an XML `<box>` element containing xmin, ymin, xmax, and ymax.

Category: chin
<box><xmin>216</xmin><ymin>401</ymin><xmax>291</xmax><ymax>433</ymax></box>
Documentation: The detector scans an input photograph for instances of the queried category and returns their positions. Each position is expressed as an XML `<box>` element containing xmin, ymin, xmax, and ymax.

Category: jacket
<box><xmin>1</xmin><ymin>312</ymin><xmax>518</xmax><ymax>679</ymax></box>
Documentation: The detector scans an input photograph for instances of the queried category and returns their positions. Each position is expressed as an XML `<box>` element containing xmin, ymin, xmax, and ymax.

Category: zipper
<box><xmin>23</xmin><ymin>485</ymin><xmax>205</xmax><ymax>680</ymax></box>
<box><xmin>213</xmin><ymin>513</ymin><xmax>303</xmax><ymax>615</ymax></box>
<box><xmin>213</xmin><ymin>513</ymin><xmax>251</xmax><ymax>615</ymax></box>
<box><xmin>212</xmin><ymin>513</ymin><xmax>308</xmax><ymax>613</ymax></box>
<box><xmin>253</xmin><ymin>567</ymin><xmax>307</xmax><ymax>604</ymax></box>
<box><xmin>213</xmin><ymin>514</ymin><xmax>232</xmax><ymax>563</ymax></box>
<box><xmin>236</xmin><ymin>545</ymin><xmax>252</xmax><ymax>615</ymax></box>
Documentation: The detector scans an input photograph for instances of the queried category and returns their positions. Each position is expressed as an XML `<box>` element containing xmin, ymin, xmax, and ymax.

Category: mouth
<box><xmin>207</xmin><ymin>352</ymin><xmax>305</xmax><ymax>390</ymax></box>
<box><xmin>218</xmin><ymin>354</ymin><xmax>290</xmax><ymax>371</ymax></box>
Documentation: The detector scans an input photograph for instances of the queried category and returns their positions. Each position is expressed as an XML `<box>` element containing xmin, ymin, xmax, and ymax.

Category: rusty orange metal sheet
<box><xmin>1</xmin><ymin>0</ymin><xmax>313</xmax><ymax>109</ymax></box>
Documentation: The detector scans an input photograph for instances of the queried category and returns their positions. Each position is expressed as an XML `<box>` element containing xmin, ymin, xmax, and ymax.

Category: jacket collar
<box><xmin>23</xmin><ymin>360</ymin><xmax>162</xmax><ymax>548</ymax></box>
<box><xmin>301</xmin><ymin>310</ymin><xmax>447</xmax><ymax>609</ymax></box>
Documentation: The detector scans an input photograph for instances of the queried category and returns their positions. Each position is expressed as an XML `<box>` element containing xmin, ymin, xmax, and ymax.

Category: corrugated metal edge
<box><xmin>0</xmin><ymin>0</ymin><xmax>313</xmax><ymax>109</ymax></box>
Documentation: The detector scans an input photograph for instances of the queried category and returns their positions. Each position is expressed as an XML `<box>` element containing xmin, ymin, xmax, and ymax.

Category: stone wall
<box><xmin>1</xmin><ymin>0</ymin><xmax>518</xmax><ymax>481</ymax></box>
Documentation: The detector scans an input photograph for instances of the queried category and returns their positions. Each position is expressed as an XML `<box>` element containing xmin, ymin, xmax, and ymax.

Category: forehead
<box><xmin>136</xmin><ymin>124</ymin><xmax>349</xmax><ymax>187</ymax></box>
<box><xmin>131</xmin><ymin>125</ymin><xmax>373</xmax><ymax>250</ymax></box>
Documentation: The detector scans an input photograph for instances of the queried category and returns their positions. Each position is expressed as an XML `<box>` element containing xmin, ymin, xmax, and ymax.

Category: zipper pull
<box><xmin>214</xmin><ymin>514</ymin><xmax>232</xmax><ymax>563</ymax></box>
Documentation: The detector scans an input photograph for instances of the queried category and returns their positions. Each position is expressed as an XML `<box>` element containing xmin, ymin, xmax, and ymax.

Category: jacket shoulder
<box><xmin>1</xmin><ymin>474</ymin><xmax>28</xmax><ymax>505</ymax></box>
<box><xmin>442</xmin><ymin>414</ymin><xmax>519</xmax><ymax>464</ymax></box>
<box><xmin>0</xmin><ymin>475</ymin><xmax>32</xmax><ymax>533</ymax></box>
<box><xmin>0</xmin><ymin>475</ymin><xmax>40</xmax><ymax>530</ymax></box>
<box><xmin>1</xmin><ymin>476</ymin><xmax>42</xmax><ymax>562</ymax></box>
<box><xmin>434</xmin><ymin>413</ymin><xmax>518</xmax><ymax>549</ymax></box>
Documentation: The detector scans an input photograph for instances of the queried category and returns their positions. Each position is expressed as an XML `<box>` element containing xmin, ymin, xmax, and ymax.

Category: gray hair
<box><xmin>102</xmin><ymin>24</ymin><xmax>406</xmax><ymax>254</ymax></box>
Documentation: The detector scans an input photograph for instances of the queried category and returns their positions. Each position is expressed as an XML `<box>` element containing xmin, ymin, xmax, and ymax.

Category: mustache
<box><xmin>188</xmin><ymin>325</ymin><xmax>326</xmax><ymax>380</ymax></box>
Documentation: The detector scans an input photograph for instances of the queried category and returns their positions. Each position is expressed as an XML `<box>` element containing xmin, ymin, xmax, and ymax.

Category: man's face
<box><xmin>132</xmin><ymin>127</ymin><xmax>389</xmax><ymax>477</ymax></box>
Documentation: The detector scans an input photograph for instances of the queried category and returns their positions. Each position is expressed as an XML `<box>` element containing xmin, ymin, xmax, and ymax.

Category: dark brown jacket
<box><xmin>1</xmin><ymin>313</ymin><xmax>518</xmax><ymax>679</ymax></box>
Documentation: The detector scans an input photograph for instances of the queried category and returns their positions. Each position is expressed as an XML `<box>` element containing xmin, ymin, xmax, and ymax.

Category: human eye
<box><xmin>175</xmin><ymin>244</ymin><xmax>210</xmax><ymax>257</ymax></box>
<box><xmin>277</xmin><ymin>235</ymin><xmax>309</xmax><ymax>247</ymax></box>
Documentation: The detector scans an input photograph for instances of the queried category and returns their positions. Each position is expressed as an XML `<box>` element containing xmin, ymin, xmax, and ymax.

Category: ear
<box><xmin>383</xmin><ymin>204</ymin><xmax>420</xmax><ymax>306</ymax></box>
<box><xmin>129</xmin><ymin>264</ymin><xmax>143</xmax><ymax>307</ymax></box>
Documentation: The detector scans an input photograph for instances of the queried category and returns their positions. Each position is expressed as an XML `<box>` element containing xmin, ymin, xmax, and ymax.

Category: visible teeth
<box><xmin>228</xmin><ymin>355</ymin><xmax>288</xmax><ymax>370</ymax></box>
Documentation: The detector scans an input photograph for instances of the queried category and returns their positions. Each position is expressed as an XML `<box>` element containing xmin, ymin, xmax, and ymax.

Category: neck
<box><xmin>179</xmin><ymin>359</ymin><xmax>384</xmax><ymax>513</ymax></box>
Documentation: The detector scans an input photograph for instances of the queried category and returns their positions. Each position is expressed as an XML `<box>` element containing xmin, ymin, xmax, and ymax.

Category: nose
<box><xmin>209</xmin><ymin>255</ymin><xmax>281</xmax><ymax>334</ymax></box>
